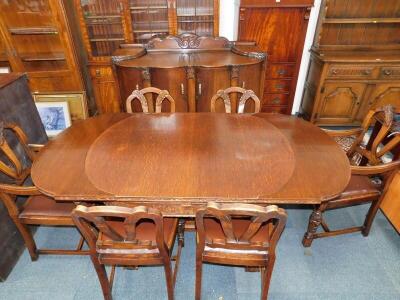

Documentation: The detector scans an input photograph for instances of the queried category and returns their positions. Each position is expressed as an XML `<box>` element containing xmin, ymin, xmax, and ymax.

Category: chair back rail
<box><xmin>126</xmin><ymin>87</ymin><xmax>175</xmax><ymax>113</ymax></box>
<box><xmin>196</xmin><ymin>202</ymin><xmax>286</xmax><ymax>254</ymax></box>
<box><xmin>210</xmin><ymin>87</ymin><xmax>261</xmax><ymax>113</ymax></box>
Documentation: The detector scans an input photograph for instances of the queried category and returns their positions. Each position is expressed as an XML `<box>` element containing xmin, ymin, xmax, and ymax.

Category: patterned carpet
<box><xmin>0</xmin><ymin>205</ymin><xmax>399</xmax><ymax>300</ymax></box>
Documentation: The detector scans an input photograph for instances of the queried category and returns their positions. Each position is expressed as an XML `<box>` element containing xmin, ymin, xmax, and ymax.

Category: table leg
<box><xmin>302</xmin><ymin>205</ymin><xmax>324</xmax><ymax>247</ymax></box>
<box><xmin>178</xmin><ymin>219</ymin><xmax>185</xmax><ymax>247</ymax></box>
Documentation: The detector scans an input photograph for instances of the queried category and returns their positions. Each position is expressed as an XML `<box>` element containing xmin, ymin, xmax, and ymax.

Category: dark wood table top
<box><xmin>31</xmin><ymin>113</ymin><xmax>350</xmax><ymax>215</ymax></box>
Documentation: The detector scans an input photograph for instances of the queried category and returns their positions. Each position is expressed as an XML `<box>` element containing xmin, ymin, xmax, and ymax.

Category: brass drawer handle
<box><xmin>331</xmin><ymin>69</ymin><xmax>338</xmax><ymax>75</ymax></box>
<box><xmin>275</xmin><ymin>84</ymin><xmax>285</xmax><ymax>90</ymax></box>
<box><xmin>277</xmin><ymin>69</ymin><xmax>287</xmax><ymax>76</ymax></box>
<box><xmin>198</xmin><ymin>83</ymin><xmax>202</xmax><ymax>96</ymax></box>
<box><xmin>272</xmin><ymin>97</ymin><xmax>281</xmax><ymax>104</ymax></box>
<box><xmin>181</xmin><ymin>83</ymin><xmax>185</xmax><ymax>95</ymax></box>
<box><xmin>363</xmin><ymin>69</ymin><xmax>372</xmax><ymax>75</ymax></box>
<box><xmin>95</xmin><ymin>69</ymin><xmax>101</xmax><ymax>77</ymax></box>
<box><xmin>383</xmin><ymin>69</ymin><xmax>392</xmax><ymax>76</ymax></box>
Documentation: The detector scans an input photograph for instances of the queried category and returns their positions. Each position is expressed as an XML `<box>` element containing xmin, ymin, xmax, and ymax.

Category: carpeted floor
<box><xmin>0</xmin><ymin>204</ymin><xmax>399</xmax><ymax>300</ymax></box>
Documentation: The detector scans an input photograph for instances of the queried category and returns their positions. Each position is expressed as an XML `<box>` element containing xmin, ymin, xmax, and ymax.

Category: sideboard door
<box><xmin>368</xmin><ymin>84</ymin><xmax>400</xmax><ymax>111</ymax></box>
<box><xmin>315</xmin><ymin>83</ymin><xmax>367</xmax><ymax>125</ymax></box>
<box><xmin>238</xmin><ymin>64</ymin><xmax>263</xmax><ymax>112</ymax></box>
<box><xmin>196</xmin><ymin>66</ymin><xmax>230</xmax><ymax>112</ymax></box>
<box><xmin>151</xmin><ymin>67</ymin><xmax>189</xmax><ymax>112</ymax></box>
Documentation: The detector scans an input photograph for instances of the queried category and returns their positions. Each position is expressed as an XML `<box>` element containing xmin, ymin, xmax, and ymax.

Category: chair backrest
<box><xmin>72</xmin><ymin>205</ymin><xmax>169</xmax><ymax>256</ymax></box>
<box><xmin>196</xmin><ymin>202</ymin><xmax>287</xmax><ymax>254</ymax></box>
<box><xmin>0</xmin><ymin>122</ymin><xmax>34</xmax><ymax>184</ymax></box>
<box><xmin>126</xmin><ymin>87</ymin><xmax>176</xmax><ymax>113</ymax></box>
<box><xmin>348</xmin><ymin>105</ymin><xmax>400</xmax><ymax>165</ymax></box>
<box><xmin>210</xmin><ymin>87</ymin><xmax>261</xmax><ymax>113</ymax></box>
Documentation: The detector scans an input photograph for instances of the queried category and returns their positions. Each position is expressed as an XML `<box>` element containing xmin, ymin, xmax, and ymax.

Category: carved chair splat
<box><xmin>126</xmin><ymin>87</ymin><xmax>176</xmax><ymax>113</ymax></box>
<box><xmin>72</xmin><ymin>205</ymin><xmax>183</xmax><ymax>300</ymax></box>
<box><xmin>195</xmin><ymin>202</ymin><xmax>287</xmax><ymax>300</ymax></box>
<box><xmin>0</xmin><ymin>122</ymin><xmax>88</xmax><ymax>261</ymax></box>
<box><xmin>210</xmin><ymin>87</ymin><xmax>261</xmax><ymax>113</ymax></box>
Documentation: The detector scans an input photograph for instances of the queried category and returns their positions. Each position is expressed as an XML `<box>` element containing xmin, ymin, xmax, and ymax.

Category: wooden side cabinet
<box><xmin>238</xmin><ymin>0</ymin><xmax>314</xmax><ymax>114</ymax></box>
<box><xmin>381</xmin><ymin>170</ymin><xmax>400</xmax><ymax>233</ymax></box>
<box><xmin>301</xmin><ymin>50</ymin><xmax>400</xmax><ymax>126</ymax></box>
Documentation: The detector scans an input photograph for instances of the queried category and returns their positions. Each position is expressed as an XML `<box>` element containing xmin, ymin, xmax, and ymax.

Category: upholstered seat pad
<box><xmin>203</xmin><ymin>218</ymin><xmax>270</xmax><ymax>244</ymax></box>
<box><xmin>98</xmin><ymin>218</ymin><xmax>179</xmax><ymax>251</ymax></box>
<box><xmin>326</xmin><ymin>175</ymin><xmax>381</xmax><ymax>209</ymax></box>
<box><xmin>19</xmin><ymin>194</ymin><xmax>75</xmax><ymax>220</ymax></box>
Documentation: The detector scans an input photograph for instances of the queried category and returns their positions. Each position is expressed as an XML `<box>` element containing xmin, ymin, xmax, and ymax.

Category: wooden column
<box><xmin>186</xmin><ymin>67</ymin><xmax>196</xmax><ymax>112</ymax></box>
<box><xmin>141</xmin><ymin>68</ymin><xmax>153</xmax><ymax>113</ymax></box>
<box><xmin>230</xmin><ymin>66</ymin><xmax>240</xmax><ymax>112</ymax></box>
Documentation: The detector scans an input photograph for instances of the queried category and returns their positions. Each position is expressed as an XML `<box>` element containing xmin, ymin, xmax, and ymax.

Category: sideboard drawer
<box><xmin>263</xmin><ymin>93</ymin><xmax>290</xmax><ymax>106</ymax></box>
<box><xmin>327</xmin><ymin>65</ymin><xmax>377</xmax><ymax>79</ymax></box>
<box><xmin>264</xmin><ymin>79</ymin><xmax>291</xmax><ymax>93</ymax></box>
<box><xmin>266</xmin><ymin>64</ymin><xmax>295</xmax><ymax>79</ymax></box>
<box><xmin>380</xmin><ymin>67</ymin><xmax>400</xmax><ymax>79</ymax></box>
<box><xmin>261</xmin><ymin>105</ymin><xmax>288</xmax><ymax>114</ymax></box>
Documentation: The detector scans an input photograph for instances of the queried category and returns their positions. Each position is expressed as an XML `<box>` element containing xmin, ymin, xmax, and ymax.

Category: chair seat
<box><xmin>97</xmin><ymin>218</ymin><xmax>179</xmax><ymax>254</ymax></box>
<box><xmin>203</xmin><ymin>218</ymin><xmax>270</xmax><ymax>244</ymax></box>
<box><xmin>19</xmin><ymin>195</ymin><xmax>75</xmax><ymax>225</ymax></box>
<box><xmin>326</xmin><ymin>175</ymin><xmax>381</xmax><ymax>209</ymax></box>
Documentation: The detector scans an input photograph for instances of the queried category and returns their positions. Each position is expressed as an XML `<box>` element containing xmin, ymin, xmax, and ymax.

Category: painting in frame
<box><xmin>35</xmin><ymin>101</ymin><xmax>72</xmax><ymax>137</ymax></box>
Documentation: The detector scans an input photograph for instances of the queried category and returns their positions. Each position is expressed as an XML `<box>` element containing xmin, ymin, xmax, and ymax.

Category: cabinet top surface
<box><xmin>240</xmin><ymin>0</ymin><xmax>314</xmax><ymax>7</ymax></box>
<box><xmin>0</xmin><ymin>73</ymin><xmax>25</xmax><ymax>90</ymax></box>
<box><xmin>31</xmin><ymin>113</ymin><xmax>350</xmax><ymax>204</ymax></box>
<box><xmin>114</xmin><ymin>50</ymin><xmax>264</xmax><ymax>68</ymax></box>
<box><xmin>312</xmin><ymin>49</ymin><xmax>400</xmax><ymax>63</ymax></box>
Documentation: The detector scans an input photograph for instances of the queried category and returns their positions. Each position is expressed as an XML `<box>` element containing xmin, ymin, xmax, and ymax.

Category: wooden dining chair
<box><xmin>302</xmin><ymin>105</ymin><xmax>400</xmax><ymax>247</ymax></box>
<box><xmin>195</xmin><ymin>202</ymin><xmax>287</xmax><ymax>300</ymax></box>
<box><xmin>0</xmin><ymin>122</ymin><xmax>88</xmax><ymax>261</ymax></box>
<box><xmin>72</xmin><ymin>205</ymin><xmax>184</xmax><ymax>300</ymax></box>
<box><xmin>210</xmin><ymin>87</ymin><xmax>261</xmax><ymax>113</ymax></box>
<box><xmin>125</xmin><ymin>87</ymin><xmax>176</xmax><ymax>113</ymax></box>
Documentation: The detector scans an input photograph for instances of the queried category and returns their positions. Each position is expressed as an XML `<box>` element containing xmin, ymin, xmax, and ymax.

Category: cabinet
<box><xmin>113</xmin><ymin>34</ymin><xmax>266</xmax><ymax>112</ymax></box>
<box><xmin>0</xmin><ymin>0</ymin><xmax>84</xmax><ymax>93</ymax></box>
<box><xmin>301</xmin><ymin>0</ymin><xmax>400</xmax><ymax>125</ymax></box>
<box><xmin>73</xmin><ymin>0</ymin><xmax>219</xmax><ymax>113</ymax></box>
<box><xmin>238</xmin><ymin>0</ymin><xmax>314</xmax><ymax>114</ymax></box>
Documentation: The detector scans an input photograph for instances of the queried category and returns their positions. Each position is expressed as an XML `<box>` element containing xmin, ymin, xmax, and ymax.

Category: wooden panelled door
<box><xmin>238</xmin><ymin>1</ymin><xmax>313</xmax><ymax>114</ymax></box>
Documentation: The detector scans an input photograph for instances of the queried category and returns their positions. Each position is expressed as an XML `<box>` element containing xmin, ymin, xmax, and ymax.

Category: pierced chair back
<box><xmin>196</xmin><ymin>202</ymin><xmax>287</xmax><ymax>254</ymax></box>
<box><xmin>210</xmin><ymin>87</ymin><xmax>261</xmax><ymax>113</ymax></box>
<box><xmin>126</xmin><ymin>87</ymin><xmax>175</xmax><ymax>113</ymax></box>
<box><xmin>0</xmin><ymin>122</ymin><xmax>35</xmax><ymax>184</ymax></box>
<box><xmin>348</xmin><ymin>105</ymin><xmax>400</xmax><ymax>166</ymax></box>
<box><xmin>72</xmin><ymin>205</ymin><xmax>169</xmax><ymax>257</ymax></box>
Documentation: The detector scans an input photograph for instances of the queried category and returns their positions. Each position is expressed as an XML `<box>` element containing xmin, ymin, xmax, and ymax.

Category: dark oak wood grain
<box><xmin>32</xmin><ymin>113</ymin><xmax>350</xmax><ymax>216</ymax></box>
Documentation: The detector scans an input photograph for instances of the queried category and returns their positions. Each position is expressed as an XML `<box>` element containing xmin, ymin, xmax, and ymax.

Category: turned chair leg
<box><xmin>195</xmin><ymin>254</ymin><xmax>203</xmax><ymax>300</ymax></box>
<box><xmin>261</xmin><ymin>256</ymin><xmax>276</xmax><ymax>300</ymax></box>
<box><xmin>14</xmin><ymin>221</ymin><xmax>38</xmax><ymax>261</ymax></box>
<box><xmin>90</xmin><ymin>255</ymin><xmax>112</xmax><ymax>300</ymax></box>
<box><xmin>362</xmin><ymin>198</ymin><xmax>381</xmax><ymax>237</ymax></box>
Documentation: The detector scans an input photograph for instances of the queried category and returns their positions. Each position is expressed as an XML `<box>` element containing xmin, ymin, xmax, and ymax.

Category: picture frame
<box><xmin>0</xmin><ymin>66</ymin><xmax>10</xmax><ymax>74</ymax></box>
<box><xmin>35</xmin><ymin>101</ymin><xmax>72</xmax><ymax>137</ymax></box>
<box><xmin>33</xmin><ymin>92</ymin><xmax>88</xmax><ymax>123</ymax></box>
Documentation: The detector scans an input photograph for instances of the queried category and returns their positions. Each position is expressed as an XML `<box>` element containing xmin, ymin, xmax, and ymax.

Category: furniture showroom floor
<box><xmin>1</xmin><ymin>204</ymin><xmax>399</xmax><ymax>300</ymax></box>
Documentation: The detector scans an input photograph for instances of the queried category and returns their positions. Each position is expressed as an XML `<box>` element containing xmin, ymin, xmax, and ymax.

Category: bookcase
<box><xmin>74</xmin><ymin>0</ymin><xmax>219</xmax><ymax>113</ymax></box>
<box><xmin>301</xmin><ymin>0</ymin><xmax>400</xmax><ymax>125</ymax></box>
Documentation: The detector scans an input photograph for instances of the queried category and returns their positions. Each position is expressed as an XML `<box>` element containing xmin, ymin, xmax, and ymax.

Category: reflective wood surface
<box><xmin>31</xmin><ymin>113</ymin><xmax>350</xmax><ymax>216</ymax></box>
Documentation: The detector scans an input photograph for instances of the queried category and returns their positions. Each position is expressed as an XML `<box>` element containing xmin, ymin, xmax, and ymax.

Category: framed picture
<box><xmin>35</xmin><ymin>102</ymin><xmax>72</xmax><ymax>137</ymax></box>
<box><xmin>33</xmin><ymin>92</ymin><xmax>88</xmax><ymax>123</ymax></box>
<box><xmin>0</xmin><ymin>66</ymin><xmax>10</xmax><ymax>74</ymax></box>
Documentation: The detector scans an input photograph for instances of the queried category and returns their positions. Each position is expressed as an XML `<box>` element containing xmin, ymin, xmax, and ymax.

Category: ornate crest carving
<box><xmin>146</xmin><ymin>33</ymin><xmax>230</xmax><ymax>50</ymax></box>
<box><xmin>186</xmin><ymin>67</ymin><xmax>195</xmax><ymax>79</ymax></box>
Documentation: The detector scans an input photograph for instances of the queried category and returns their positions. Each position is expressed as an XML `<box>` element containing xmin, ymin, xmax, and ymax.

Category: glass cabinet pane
<box><xmin>176</xmin><ymin>0</ymin><xmax>214</xmax><ymax>36</ymax></box>
<box><xmin>80</xmin><ymin>0</ymin><xmax>125</xmax><ymax>56</ymax></box>
<box><xmin>130</xmin><ymin>0</ymin><xmax>169</xmax><ymax>44</ymax></box>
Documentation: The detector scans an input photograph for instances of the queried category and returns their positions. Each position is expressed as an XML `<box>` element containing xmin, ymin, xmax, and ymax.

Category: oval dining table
<box><xmin>31</xmin><ymin>112</ymin><xmax>351</xmax><ymax>245</ymax></box>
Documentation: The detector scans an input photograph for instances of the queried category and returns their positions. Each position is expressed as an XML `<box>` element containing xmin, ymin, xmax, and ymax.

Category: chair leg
<box><xmin>90</xmin><ymin>255</ymin><xmax>112</xmax><ymax>300</ymax></box>
<box><xmin>163</xmin><ymin>261</ymin><xmax>175</xmax><ymax>300</ymax></box>
<box><xmin>261</xmin><ymin>256</ymin><xmax>276</xmax><ymax>300</ymax></box>
<box><xmin>14</xmin><ymin>221</ymin><xmax>38</xmax><ymax>261</ymax></box>
<box><xmin>302</xmin><ymin>204</ymin><xmax>325</xmax><ymax>247</ymax></box>
<box><xmin>362</xmin><ymin>199</ymin><xmax>381</xmax><ymax>237</ymax></box>
<box><xmin>195</xmin><ymin>254</ymin><xmax>203</xmax><ymax>300</ymax></box>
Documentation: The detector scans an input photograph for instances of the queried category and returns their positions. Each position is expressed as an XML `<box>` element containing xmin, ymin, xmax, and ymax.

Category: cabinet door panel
<box><xmin>196</xmin><ymin>66</ymin><xmax>230</xmax><ymax>112</ymax></box>
<box><xmin>115</xmin><ymin>66</ymin><xmax>144</xmax><ymax>112</ymax></box>
<box><xmin>151</xmin><ymin>67</ymin><xmax>188</xmax><ymax>112</ymax></box>
<box><xmin>316</xmin><ymin>83</ymin><xmax>367</xmax><ymax>124</ymax></box>
<box><xmin>368</xmin><ymin>84</ymin><xmax>400</xmax><ymax>112</ymax></box>
<box><xmin>239</xmin><ymin>64</ymin><xmax>262</xmax><ymax>112</ymax></box>
<box><xmin>92</xmin><ymin>80</ymin><xmax>121</xmax><ymax>113</ymax></box>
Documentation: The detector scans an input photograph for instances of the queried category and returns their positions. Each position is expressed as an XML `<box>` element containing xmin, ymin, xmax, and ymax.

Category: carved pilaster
<box><xmin>231</xmin><ymin>66</ymin><xmax>240</xmax><ymax>80</ymax></box>
<box><xmin>186</xmin><ymin>67</ymin><xmax>195</xmax><ymax>79</ymax></box>
<box><xmin>141</xmin><ymin>68</ymin><xmax>151</xmax><ymax>81</ymax></box>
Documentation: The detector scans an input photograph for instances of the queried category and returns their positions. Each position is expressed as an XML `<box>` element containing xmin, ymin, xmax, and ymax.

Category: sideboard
<box><xmin>112</xmin><ymin>34</ymin><xmax>266</xmax><ymax>112</ymax></box>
